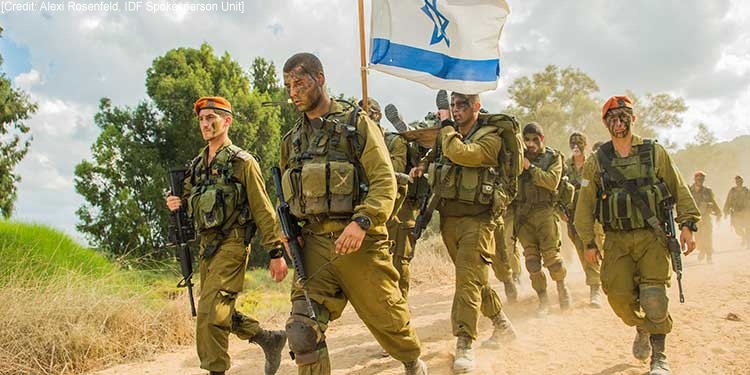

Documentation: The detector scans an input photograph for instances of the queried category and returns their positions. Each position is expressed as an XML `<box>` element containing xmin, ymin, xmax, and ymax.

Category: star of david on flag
<box><xmin>369</xmin><ymin>0</ymin><xmax>510</xmax><ymax>94</ymax></box>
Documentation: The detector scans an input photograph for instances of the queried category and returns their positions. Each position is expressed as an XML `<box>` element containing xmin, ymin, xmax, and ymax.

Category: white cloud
<box><xmin>13</xmin><ymin>69</ymin><xmax>41</xmax><ymax>90</ymax></box>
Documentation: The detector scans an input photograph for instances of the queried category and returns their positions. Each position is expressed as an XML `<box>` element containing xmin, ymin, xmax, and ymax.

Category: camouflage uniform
<box><xmin>689</xmin><ymin>176</ymin><xmax>721</xmax><ymax>261</ymax></box>
<box><xmin>724</xmin><ymin>179</ymin><xmax>750</xmax><ymax>249</ymax></box>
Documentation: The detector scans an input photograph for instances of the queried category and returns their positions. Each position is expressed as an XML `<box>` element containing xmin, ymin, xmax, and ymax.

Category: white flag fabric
<box><xmin>369</xmin><ymin>0</ymin><xmax>510</xmax><ymax>94</ymax></box>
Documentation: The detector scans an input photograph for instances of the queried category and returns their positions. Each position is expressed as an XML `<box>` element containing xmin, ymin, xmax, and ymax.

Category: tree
<box><xmin>250</xmin><ymin>57</ymin><xmax>299</xmax><ymax>138</ymax></box>
<box><xmin>0</xmin><ymin>29</ymin><xmax>37</xmax><ymax>218</ymax></box>
<box><xmin>627</xmin><ymin>92</ymin><xmax>688</xmax><ymax>140</ymax></box>
<box><xmin>694</xmin><ymin>122</ymin><xmax>717</xmax><ymax>146</ymax></box>
<box><xmin>75</xmin><ymin>44</ymin><xmax>282</xmax><ymax>260</ymax></box>
<box><xmin>506</xmin><ymin>65</ymin><xmax>602</xmax><ymax>151</ymax></box>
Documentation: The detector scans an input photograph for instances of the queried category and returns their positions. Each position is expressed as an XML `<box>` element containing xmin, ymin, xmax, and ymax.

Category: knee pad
<box><xmin>525</xmin><ymin>255</ymin><xmax>542</xmax><ymax>273</ymax></box>
<box><xmin>286</xmin><ymin>300</ymin><xmax>329</xmax><ymax>365</ymax></box>
<box><xmin>639</xmin><ymin>285</ymin><xmax>669</xmax><ymax>324</ymax></box>
<box><xmin>547</xmin><ymin>261</ymin><xmax>567</xmax><ymax>281</ymax></box>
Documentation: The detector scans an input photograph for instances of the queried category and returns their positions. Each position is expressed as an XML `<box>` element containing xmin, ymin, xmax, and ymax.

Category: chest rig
<box><xmin>427</xmin><ymin>121</ymin><xmax>500</xmax><ymax>212</ymax></box>
<box><xmin>385</xmin><ymin>132</ymin><xmax>430</xmax><ymax>202</ymax></box>
<box><xmin>595</xmin><ymin>140</ymin><xmax>672</xmax><ymax>231</ymax></box>
<box><xmin>517</xmin><ymin>147</ymin><xmax>559</xmax><ymax>208</ymax></box>
<box><xmin>281</xmin><ymin>106</ymin><xmax>366</xmax><ymax>221</ymax></box>
<box><xmin>186</xmin><ymin>144</ymin><xmax>252</xmax><ymax>239</ymax></box>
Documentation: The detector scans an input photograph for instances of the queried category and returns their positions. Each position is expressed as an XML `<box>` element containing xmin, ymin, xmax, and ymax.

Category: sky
<box><xmin>1</xmin><ymin>0</ymin><xmax>749</xmax><ymax>242</ymax></box>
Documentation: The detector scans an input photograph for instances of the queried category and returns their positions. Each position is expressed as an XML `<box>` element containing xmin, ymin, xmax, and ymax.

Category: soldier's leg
<box><xmin>503</xmin><ymin>212</ymin><xmax>522</xmax><ymax>281</ymax></box>
<box><xmin>196</xmin><ymin>238</ymin><xmax>251</xmax><ymax>373</ymax></box>
<box><xmin>287</xmin><ymin>233</ymin><xmax>348</xmax><ymax>375</ymax></box>
<box><xmin>392</xmin><ymin>202</ymin><xmax>418</xmax><ymax>298</ymax></box>
<box><xmin>569</xmin><ymin>226</ymin><xmax>601</xmax><ymax>286</ymax></box>
<box><xmin>636</xmin><ymin>231</ymin><xmax>674</xmax><ymax>335</ymax></box>
<box><xmin>518</xmin><ymin>220</ymin><xmax>545</xmax><ymax>294</ymax></box>
<box><xmin>491</xmin><ymin>220</ymin><xmax>517</xmax><ymax>303</ymax></box>
<box><xmin>600</xmin><ymin>231</ymin><xmax>643</xmax><ymax>327</ymax></box>
<box><xmin>538</xmin><ymin>211</ymin><xmax>569</xmax><ymax>309</ymax></box>
<box><xmin>336</xmin><ymin>233</ymin><xmax>422</xmax><ymax>362</ymax></box>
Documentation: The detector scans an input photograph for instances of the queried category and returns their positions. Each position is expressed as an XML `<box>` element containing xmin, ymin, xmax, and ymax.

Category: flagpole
<box><xmin>357</xmin><ymin>0</ymin><xmax>369</xmax><ymax>113</ymax></box>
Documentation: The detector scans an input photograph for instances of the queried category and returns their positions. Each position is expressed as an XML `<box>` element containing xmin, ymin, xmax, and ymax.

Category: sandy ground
<box><xmin>91</xmin><ymin>222</ymin><xmax>750</xmax><ymax>375</ymax></box>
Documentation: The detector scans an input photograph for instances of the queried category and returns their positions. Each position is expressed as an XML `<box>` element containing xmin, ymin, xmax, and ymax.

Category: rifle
<box><xmin>662</xmin><ymin>198</ymin><xmax>685</xmax><ymax>303</ymax></box>
<box><xmin>167</xmin><ymin>168</ymin><xmax>197</xmax><ymax>317</ymax></box>
<box><xmin>410</xmin><ymin>185</ymin><xmax>434</xmax><ymax>243</ymax></box>
<box><xmin>271</xmin><ymin>167</ymin><xmax>316</xmax><ymax>320</ymax></box>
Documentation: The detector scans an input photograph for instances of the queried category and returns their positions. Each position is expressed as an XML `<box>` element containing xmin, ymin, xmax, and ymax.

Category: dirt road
<box><xmin>92</xmin><ymin>224</ymin><xmax>750</xmax><ymax>375</ymax></box>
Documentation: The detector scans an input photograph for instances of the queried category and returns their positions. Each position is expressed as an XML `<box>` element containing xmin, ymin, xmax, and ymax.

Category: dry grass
<box><xmin>409</xmin><ymin>233</ymin><xmax>455</xmax><ymax>289</ymax></box>
<box><xmin>0</xmin><ymin>271</ymin><xmax>194</xmax><ymax>375</ymax></box>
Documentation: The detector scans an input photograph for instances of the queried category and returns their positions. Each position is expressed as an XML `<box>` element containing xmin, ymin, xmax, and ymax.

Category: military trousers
<box><xmin>517</xmin><ymin>206</ymin><xmax>567</xmax><ymax>293</ymax></box>
<box><xmin>290</xmin><ymin>230</ymin><xmax>421</xmax><ymax>374</ymax></box>
<box><xmin>440</xmin><ymin>215</ymin><xmax>504</xmax><ymax>340</ymax></box>
<box><xmin>197</xmin><ymin>231</ymin><xmax>262</xmax><ymax>372</ymax></box>
<box><xmin>565</xmin><ymin>219</ymin><xmax>604</xmax><ymax>286</ymax></box>
<box><xmin>491</xmin><ymin>210</ymin><xmax>521</xmax><ymax>283</ymax></box>
<box><xmin>601</xmin><ymin>228</ymin><xmax>673</xmax><ymax>335</ymax></box>
<box><xmin>695</xmin><ymin>215</ymin><xmax>714</xmax><ymax>257</ymax></box>
<box><xmin>386</xmin><ymin>199</ymin><xmax>419</xmax><ymax>298</ymax></box>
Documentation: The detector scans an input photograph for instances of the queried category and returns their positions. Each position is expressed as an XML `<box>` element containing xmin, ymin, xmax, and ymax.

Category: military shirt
<box><xmin>385</xmin><ymin>133</ymin><xmax>408</xmax><ymax>173</ymax></box>
<box><xmin>724</xmin><ymin>185</ymin><xmax>750</xmax><ymax>214</ymax></box>
<box><xmin>574</xmin><ymin>134</ymin><xmax>700</xmax><ymax>246</ymax></box>
<box><xmin>689</xmin><ymin>184</ymin><xmax>721</xmax><ymax>217</ymax></box>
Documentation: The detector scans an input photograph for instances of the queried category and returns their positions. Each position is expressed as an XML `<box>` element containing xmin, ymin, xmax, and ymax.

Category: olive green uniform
<box><xmin>574</xmin><ymin>135</ymin><xmax>700</xmax><ymax>334</ymax></box>
<box><xmin>516</xmin><ymin>147</ymin><xmax>567</xmax><ymax>293</ymax></box>
<box><xmin>724</xmin><ymin>185</ymin><xmax>750</xmax><ymax>248</ymax></box>
<box><xmin>689</xmin><ymin>184</ymin><xmax>721</xmax><ymax>259</ymax></box>
<box><xmin>422</xmin><ymin>123</ymin><xmax>505</xmax><ymax>340</ymax></box>
<box><xmin>182</xmin><ymin>140</ymin><xmax>282</xmax><ymax>373</ymax></box>
<box><xmin>564</xmin><ymin>156</ymin><xmax>605</xmax><ymax>286</ymax></box>
<box><xmin>279</xmin><ymin>101</ymin><xmax>421</xmax><ymax>373</ymax></box>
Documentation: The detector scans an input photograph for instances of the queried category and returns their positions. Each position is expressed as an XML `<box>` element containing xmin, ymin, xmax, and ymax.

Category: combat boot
<box><xmin>536</xmin><ymin>290</ymin><xmax>550</xmax><ymax>317</ymax></box>
<box><xmin>504</xmin><ymin>281</ymin><xmax>518</xmax><ymax>303</ymax></box>
<box><xmin>632</xmin><ymin>326</ymin><xmax>651</xmax><ymax>361</ymax></box>
<box><xmin>403</xmin><ymin>358</ymin><xmax>428</xmax><ymax>375</ymax></box>
<box><xmin>481</xmin><ymin>311</ymin><xmax>517</xmax><ymax>349</ymax></box>
<box><xmin>556</xmin><ymin>280</ymin><xmax>572</xmax><ymax>310</ymax></box>
<box><xmin>453</xmin><ymin>334</ymin><xmax>475</xmax><ymax>373</ymax></box>
<box><xmin>249</xmin><ymin>329</ymin><xmax>287</xmax><ymax>375</ymax></box>
<box><xmin>649</xmin><ymin>334</ymin><xmax>671</xmax><ymax>375</ymax></box>
<box><xmin>589</xmin><ymin>284</ymin><xmax>603</xmax><ymax>308</ymax></box>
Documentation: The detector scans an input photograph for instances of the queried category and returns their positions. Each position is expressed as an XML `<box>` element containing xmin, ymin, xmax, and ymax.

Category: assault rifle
<box><xmin>167</xmin><ymin>168</ymin><xmax>197</xmax><ymax>317</ymax></box>
<box><xmin>662</xmin><ymin>198</ymin><xmax>685</xmax><ymax>303</ymax></box>
<box><xmin>271</xmin><ymin>167</ymin><xmax>316</xmax><ymax>320</ymax></box>
<box><xmin>410</xmin><ymin>185</ymin><xmax>433</xmax><ymax>244</ymax></box>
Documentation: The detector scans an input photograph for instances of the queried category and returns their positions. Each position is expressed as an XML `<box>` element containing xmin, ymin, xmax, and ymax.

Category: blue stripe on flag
<box><xmin>371</xmin><ymin>38</ymin><xmax>499</xmax><ymax>82</ymax></box>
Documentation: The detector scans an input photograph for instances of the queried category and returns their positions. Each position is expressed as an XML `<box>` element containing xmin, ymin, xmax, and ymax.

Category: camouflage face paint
<box><xmin>605</xmin><ymin>108</ymin><xmax>632</xmax><ymax>139</ymax></box>
<box><xmin>284</xmin><ymin>66</ymin><xmax>320</xmax><ymax>112</ymax></box>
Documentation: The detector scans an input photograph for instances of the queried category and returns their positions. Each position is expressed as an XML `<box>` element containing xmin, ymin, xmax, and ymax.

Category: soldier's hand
<box><xmin>269</xmin><ymin>257</ymin><xmax>288</xmax><ymax>282</ymax></box>
<box><xmin>584</xmin><ymin>247</ymin><xmax>602</xmax><ymax>266</ymax></box>
<box><xmin>680</xmin><ymin>227</ymin><xmax>696</xmax><ymax>255</ymax></box>
<box><xmin>409</xmin><ymin>165</ymin><xmax>425</xmax><ymax>179</ymax></box>
<box><xmin>166</xmin><ymin>194</ymin><xmax>182</xmax><ymax>211</ymax></box>
<box><xmin>559</xmin><ymin>212</ymin><xmax>569</xmax><ymax>222</ymax></box>
<box><xmin>335</xmin><ymin>221</ymin><xmax>366</xmax><ymax>255</ymax></box>
<box><xmin>523</xmin><ymin>158</ymin><xmax>531</xmax><ymax>170</ymax></box>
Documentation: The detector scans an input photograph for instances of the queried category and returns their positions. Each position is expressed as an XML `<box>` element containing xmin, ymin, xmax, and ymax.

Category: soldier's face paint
<box><xmin>694</xmin><ymin>176</ymin><xmax>705</xmax><ymax>186</ymax></box>
<box><xmin>571</xmin><ymin>144</ymin><xmax>582</xmax><ymax>156</ymax></box>
<box><xmin>450</xmin><ymin>96</ymin><xmax>476</xmax><ymax>128</ymax></box>
<box><xmin>605</xmin><ymin>109</ymin><xmax>632</xmax><ymax>138</ymax></box>
<box><xmin>284</xmin><ymin>66</ymin><xmax>322</xmax><ymax>113</ymax></box>
<box><xmin>198</xmin><ymin>111</ymin><xmax>228</xmax><ymax>141</ymax></box>
<box><xmin>524</xmin><ymin>133</ymin><xmax>543</xmax><ymax>155</ymax></box>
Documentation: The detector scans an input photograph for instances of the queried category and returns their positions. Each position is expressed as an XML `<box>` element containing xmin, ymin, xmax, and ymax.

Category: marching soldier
<box><xmin>724</xmin><ymin>175</ymin><xmax>750</xmax><ymax>248</ymax></box>
<box><xmin>689</xmin><ymin>171</ymin><xmax>721</xmax><ymax>262</ymax></box>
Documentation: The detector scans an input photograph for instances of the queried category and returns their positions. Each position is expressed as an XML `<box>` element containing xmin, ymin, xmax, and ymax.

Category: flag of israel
<box><xmin>370</xmin><ymin>0</ymin><xmax>510</xmax><ymax>94</ymax></box>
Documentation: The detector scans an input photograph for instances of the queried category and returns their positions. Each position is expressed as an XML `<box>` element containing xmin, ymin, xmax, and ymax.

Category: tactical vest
<box><xmin>385</xmin><ymin>132</ymin><xmax>430</xmax><ymax>202</ymax></box>
<box><xmin>566</xmin><ymin>157</ymin><xmax>585</xmax><ymax>214</ymax></box>
<box><xmin>186</xmin><ymin>144</ymin><xmax>252</xmax><ymax>234</ymax></box>
<box><xmin>281</xmin><ymin>107</ymin><xmax>366</xmax><ymax>221</ymax></box>
<box><xmin>690</xmin><ymin>185</ymin><xmax>714</xmax><ymax>213</ymax></box>
<box><xmin>517</xmin><ymin>147</ymin><xmax>559</xmax><ymax>207</ymax></box>
<box><xmin>594</xmin><ymin>140</ymin><xmax>672</xmax><ymax>231</ymax></box>
<box><xmin>427</xmin><ymin>122</ymin><xmax>501</xmax><ymax>214</ymax></box>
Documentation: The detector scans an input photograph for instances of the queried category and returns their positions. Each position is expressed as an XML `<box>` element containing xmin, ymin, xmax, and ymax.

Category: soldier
<box><xmin>575</xmin><ymin>95</ymin><xmax>699</xmax><ymax>375</ymax></box>
<box><xmin>411</xmin><ymin>92</ymin><xmax>516</xmax><ymax>373</ymax></box>
<box><xmin>515</xmin><ymin>122</ymin><xmax>571</xmax><ymax>315</ymax></box>
<box><xmin>561</xmin><ymin>132</ymin><xmax>604</xmax><ymax>307</ymax></box>
<box><xmin>165</xmin><ymin>96</ymin><xmax>289</xmax><ymax>375</ymax></box>
<box><xmin>724</xmin><ymin>175</ymin><xmax>750</xmax><ymax>249</ymax></box>
<box><xmin>380</xmin><ymin>103</ymin><xmax>431</xmax><ymax>299</ymax></box>
<box><xmin>689</xmin><ymin>171</ymin><xmax>721</xmax><ymax>262</ymax></box>
<box><xmin>490</xmin><ymin>205</ymin><xmax>521</xmax><ymax>303</ymax></box>
<box><xmin>279</xmin><ymin>53</ymin><xmax>427</xmax><ymax>375</ymax></box>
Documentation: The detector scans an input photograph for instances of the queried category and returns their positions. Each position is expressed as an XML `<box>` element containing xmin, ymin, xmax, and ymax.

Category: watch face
<box><xmin>356</xmin><ymin>217</ymin><xmax>371</xmax><ymax>230</ymax></box>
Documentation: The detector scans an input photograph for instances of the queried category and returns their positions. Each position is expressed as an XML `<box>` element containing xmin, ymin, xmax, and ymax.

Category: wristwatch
<box><xmin>353</xmin><ymin>216</ymin><xmax>372</xmax><ymax>231</ymax></box>
<box><xmin>268</xmin><ymin>247</ymin><xmax>284</xmax><ymax>259</ymax></box>
<box><xmin>679</xmin><ymin>221</ymin><xmax>698</xmax><ymax>232</ymax></box>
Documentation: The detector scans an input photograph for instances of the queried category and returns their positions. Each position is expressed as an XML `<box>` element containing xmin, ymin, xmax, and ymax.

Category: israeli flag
<box><xmin>370</xmin><ymin>0</ymin><xmax>510</xmax><ymax>94</ymax></box>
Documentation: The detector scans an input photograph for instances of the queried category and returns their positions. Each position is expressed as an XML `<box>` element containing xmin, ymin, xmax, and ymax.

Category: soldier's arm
<box><xmin>390</xmin><ymin>136</ymin><xmax>408</xmax><ymax>173</ymax></box>
<box><xmin>354</xmin><ymin>115</ymin><xmax>397</xmax><ymax>227</ymax></box>
<box><xmin>573</xmin><ymin>157</ymin><xmax>600</xmax><ymax>247</ymax></box>
<box><xmin>239</xmin><ymin>156</ymin><xmax>283</xmax><ymax>250</ymax></box>
<box><xmin>440</xmin><ymin>127</ymin><xmax>501</xmax><ymax>167</ymax></box>
<box><xmin>654</xmin><ymin>145</ymin><xmax>700</xmax><ymax>224</ymax></box>
<box><xmin>723</xmin><ymin>189</ymin><xmax>733</xmax><ymax>214</ymax></box>
<box><xmin>709</xmin><ymin>189</ymin><xmax>722</xmax><ymax>217</ymax></box>
<box><xmin>530</xmin><ymin>153</ymin><xmax>562</xmax><ymax>192</ymax></box>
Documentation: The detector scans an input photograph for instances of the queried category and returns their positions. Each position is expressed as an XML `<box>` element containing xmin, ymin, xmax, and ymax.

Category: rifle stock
<box><xmin>168</xmin><ymin>168</ymin><xmax>197</xmax><ymax>317</ymax></box>
<box><xmin>271</xmin><ymin>167</ymin><xmax>316</xmax><ymax>320</ymax></box>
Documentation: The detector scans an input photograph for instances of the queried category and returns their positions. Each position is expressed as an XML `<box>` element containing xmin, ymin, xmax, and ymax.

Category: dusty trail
<box><xmin>92</xmin><ymin>224</ymin><xmax>750</xmax><ymax>375</ymax></box>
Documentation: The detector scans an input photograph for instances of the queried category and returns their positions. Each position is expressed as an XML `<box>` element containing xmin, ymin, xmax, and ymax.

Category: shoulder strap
<box><xmin>595</xmin><ymin>143</ymin><xmax>664</xmax><ymax>234</ymax></box>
